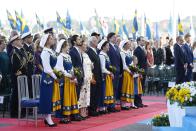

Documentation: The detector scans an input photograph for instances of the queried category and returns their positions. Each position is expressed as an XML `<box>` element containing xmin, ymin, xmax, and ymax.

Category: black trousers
<box><xmin>176</xmin><ymin>69</ymin><xmax>185</xmax><ymax>84</ymax></box>
<box><xmin>193</xmin><ymin>72</ymin><xmax>196</xmax><ymax>81</ymax></box>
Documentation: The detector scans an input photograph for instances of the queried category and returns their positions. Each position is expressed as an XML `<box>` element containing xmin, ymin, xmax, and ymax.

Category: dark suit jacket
<box><xmin>86</xmin><ymin>47</ymin><xmax>102</xmax><ymax>84</ymax></box>
<box><xmin>69</xmin><ymin>47</ymin><xmax>84</xmax><ymax>86</ymax></box>
<box><xmin>165</xmin><ymin>46</ymin><xmax>174</xmax><ymax>65</ymax></box>
<box><xmin>107</xmin><ymin>44</ymin><xmax>122</xmax><ymax>75</ymax></box>
<box><xmin>133</xmin><ymin>46</ymin><xmax>147</xmax><ymax>69</ymax></box>
<box><xmin>23</xmin><ymin>43</ymin><xmax>34</xmax><ymax>76</ymax></box>
<box><xmin>183</xmin><ymin>43</ymin><xmax>193</xmax><ymax>65</ymax></box>
<box><xmin>174</xmin><ymin>43</ymin><xmax>187</xmax><ymax>69</ymax></box>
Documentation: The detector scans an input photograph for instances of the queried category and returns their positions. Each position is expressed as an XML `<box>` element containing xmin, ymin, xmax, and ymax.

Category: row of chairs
<box><xmin>146</xmin><ymin>65</ymin><xmax>176</xmax><ymax>95</ymax></box>
<box><xmin>17</xmin><ymin>74</ymin><xmax>41</xmax><ymax>127</ymax></box>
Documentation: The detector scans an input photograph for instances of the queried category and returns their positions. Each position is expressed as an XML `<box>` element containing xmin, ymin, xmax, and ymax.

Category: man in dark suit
<box><xmin>107</xmin><ymin>32</ymin><xmax>122</xmax><ymax>112</ymax></box>
<box><xmin>69</xmin><ymin>35</ymin><xmax>84</xmax><ymax>98</ymax></box>
<box><xmin>165</xmin><ymin>38</ymin><xmax>174</xmax><ymax>66</ymax></box>
<box><xmin>10</xmin><ymin>35</ymin><xmax>27</xmax><ymax>118</ymax></box>
<box><xmin>86</xmin><ymin>36</ymin><xmax>102</xmax><ymax>116</ymax></box>
<box><xmin>22</xmin><ymin>32</ymin><xmax>34</xmax><ymax>98</ymax></box>
<box><xmin>174</xmin><ymin>36</ymin><xmax>187</xmax><ymax>84</ymax></box>
<box><xmin>183</xmin><ymin>33</ymin><xmax>193</xmax><ymax>82</ymax></box>
<box><xmin>133</xmin><ymin>36</ymin><xmax>147</xmax><ymax>108</ymax></box>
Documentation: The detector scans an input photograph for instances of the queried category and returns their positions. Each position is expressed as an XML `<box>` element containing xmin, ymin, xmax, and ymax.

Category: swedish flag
<box><xmin>114</xmin><ymin>18</ymin><xmax>122</xmax><ymax>36</ymax></box>
<box><xmin>145</xmin><ymin>15</ymin><xmax>151</xmax><ymax>40</ymax></box>
<box><xmin>56</xmin><ymin>11</ymin><xmax>69</xmax><ymax>34</ymax></box>
<box><xmin>15</xmin><ymin>11</ymin><xmax>29</xmax><ymax>34</ymax></box>
<box><xmin>132</xmin><ymin>10</ymin><xmax>138</xmax><ymax>39</ymax></box>
<box><xmin>35</xmin><ymin>13</ymin><xmax>44</xmax><ymax>29</ymax></box>
<box><xmin>6</xmin><ymin>10</ymin><xmax>17</xmax><ymax>30</ymax></box>
<box><xmin>178</xmin><ymin>15</ymin><xmax>184</xmax><ymax>35</ymax></box>
<box><xmin>94</xmin><ymin>9</ymin><xmax>104</xmax><ymax>36</ymax></box>
<box><xmin>122</xmin><ymin>17</ymin><xmax>129</xmax><ymax>38</ymax></box>
<box><xmin>66</xmin><ymin>10</ymin><xmax>71</xmax><ymax>30</ymax></box>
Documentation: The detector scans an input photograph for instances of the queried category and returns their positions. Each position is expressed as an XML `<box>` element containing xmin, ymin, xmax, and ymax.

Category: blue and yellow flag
<box><xmin>132</xmin><ymin>10</ymin><xmax>138</xmax><ymax>39</ymax></box>
<box><xmin>66</xmin><ymin>10</ymin><xmax>71</xmax><ymax>30</ymax></box>
<box><xmin>145</xmin><ymin>15</ymin><xmax>151</xmax><ymax>40</ymax></box>
<box><xmin>178</xmin><ymin>15</ymin><xmax>184</xmax><ymax>35</ymax></box>
<box><xmin>35</xmin><ymin>13</ymin><xmax>44</xmax><ymax>29</ymax></box>
<box><xmin>56</xmin><ymin>11</ymin><xmax>68</xmax><ymax>34</ymax></box>
<box><xmin>122</xmin><ymin>17</ymin><xmax>129</xmax><ymax>38</ymax></box>
<box><xmin>114</xmin><ymin>18</ymin><xmax>122</xmax><ymax>36</ymax></box>
<box><xmin>6</xmin><ymin>10</ymin><xmax>17</xmax><ymax>30</ymax></box>
<box><xmin>15</xmin><ymin>11</ymin><xmax>29</xmax><ymax>34</ymax></box>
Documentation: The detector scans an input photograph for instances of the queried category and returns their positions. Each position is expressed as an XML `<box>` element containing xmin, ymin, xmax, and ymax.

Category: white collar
<box><xmin>25</xmin><ymin>43</ymin><xmax>31</xmax><ymax>47</ymax></box>
<box><xmin>43</xmin><ymin>47</ymin><xmax>53</xmax><ymax>54</ymax></box>
<box><xmin>90</xmin><ymin>46</ymin><xmax>97</xmax><ymax>53</ymax></box>
<box><xmin>60</xmin><ymin>53</ymin><xmax>69</xmax><ymax>58</ymax></box>
<box><xmin>100</xmin><ymin>50</ymin><xmax>107</xmax><ymax>56</ymax></box>
<box><xmin>15</xmin><ymin>46</ymin><xmax>21</xmax><ymax>50</ymax></box>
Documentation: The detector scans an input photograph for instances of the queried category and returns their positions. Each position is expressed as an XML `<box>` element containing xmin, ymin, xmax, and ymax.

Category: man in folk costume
<box><xmin>10</xmin><ymin>35</ymin><xmax>27</xmax><ymax>118</ymax></box>
<box><xmin>21</xmin><ymin>32</ymin><xmax>34</xmax><ymax>98</ymax></box>
<box><xmin>107</xmin><ymin>32</ymin><xmax>123</xmax><ymax>112</ymax></box>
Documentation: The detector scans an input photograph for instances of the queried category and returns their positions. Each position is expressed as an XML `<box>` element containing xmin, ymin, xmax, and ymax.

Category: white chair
<box><xmin>32</xmin><ymin>74</ymin><xmax>41</xmax><ymax>99</ymax></box>
<box><xmin>17</xmin><ymin>75</ymin><xmax>39</xmax><ymax>127</ymax></box>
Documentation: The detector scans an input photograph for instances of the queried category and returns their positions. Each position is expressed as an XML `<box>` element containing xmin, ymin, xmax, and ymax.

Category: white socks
<box><xmin>45</xmin><ymin>114</ymin><xmax>54</xmax><ymax>125</ymax></box>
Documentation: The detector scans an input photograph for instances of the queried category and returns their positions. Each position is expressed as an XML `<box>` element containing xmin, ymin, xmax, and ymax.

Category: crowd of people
<box><xmin>0</xmin><ymin>27</ymin><xmax>195</xmax><ymax>127</ymax></box>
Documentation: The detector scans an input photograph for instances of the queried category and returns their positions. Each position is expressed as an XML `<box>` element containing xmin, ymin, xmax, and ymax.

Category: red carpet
<box><xmin>0</xmin><ymin>97</ymin><xmax>166</xmax><ymax>131</ymax></box>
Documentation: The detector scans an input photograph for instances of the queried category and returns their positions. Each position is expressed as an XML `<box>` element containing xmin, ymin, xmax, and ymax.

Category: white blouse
<box><xmin>99</xmin><ymin>51</ymin><xmax>111</xmax><ymax>74</ymax></box>
<box><xmin>54</xmin><ymin>53</ymin><xmax>73</xmax><ymax>78</ymax></box>
<box><xmin>41</xmin><ymin>47</ymin><xmax>57</xmax><ymax>79</ymax></box>
<box><xmin>120</xmin><ymin>49</ymin><xmax>131</xmax><ymax>73</ymax></box>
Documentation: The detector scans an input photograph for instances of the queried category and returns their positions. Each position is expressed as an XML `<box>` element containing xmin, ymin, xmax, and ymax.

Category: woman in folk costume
<box><xmin>55</xmin><ymin>39</ymin><xmax>82</xmax><ymax>123</ymax></box>
<box><xmin>98</xmin><ymin>40</ymin><xmax>115</xmax><ymax>113</ymax></box>
<box><xmin>39</xmin><ymin>34</ymin><xmax>61</xmax><ymax>127</ymax></box>
<box><xmin>132</xmin><ymin>55</ymin><xmax>143</xmax><ymax>106</ymax></box>
<box><xmin>78</xmin><ymin>36</ymin><xmax>93</xmax><ymax>118</ymax></box>
<box><xmin>120</xmin><ymin>40</ymin><xmax>138</xmax><ymax>110</ymax></box>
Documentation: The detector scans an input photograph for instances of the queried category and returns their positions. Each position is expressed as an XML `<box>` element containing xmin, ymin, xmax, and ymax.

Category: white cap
<box><xmin>44</xmin><ymin>27</ymin><xmax>53</xmax><ymax>34</ymax></box>
<box><xmin>40</xmin><ymin>34</ymin><xmax>49</xmax><ymax>48</ymax></box>
<box><xmin>9</xmin><ymin>35</ymin><xmax>20</xmax><ymax>43</ymax></box>
<box><xmin>21</xmin><ymin>32</ymin><xmax>32</xmax><ymax>39</ymax></box>
<box><xmin>56</xmin><ymin>39</ymin><xmax>65</xmax><ymax>53</ymax></box>
<box><xmin>119</xmin><ymin>39</ymin><xmax>129</xmax><ymax>49</ymax></box>
<box><xmin>97</xmin><ymin>39</ymin><xmax>107</xmax><ymax>50</ymax></box>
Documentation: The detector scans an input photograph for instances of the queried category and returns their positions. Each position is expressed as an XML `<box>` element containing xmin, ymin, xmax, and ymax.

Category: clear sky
<box><xmin>0</xmin><ymin>0</ymin><xmax>195</xmax><ymax>24</ymax></box>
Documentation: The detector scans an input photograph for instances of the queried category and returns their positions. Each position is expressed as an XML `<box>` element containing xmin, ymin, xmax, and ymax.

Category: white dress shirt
<box><xmin>54</xmin><ymin>53</ymin><xmax>73</xmax><ymax>78</ymax></box>
<box><xmin>99</xmin><ymin>51</ymin><xmax>111</xmax><ymax>74</ymax></box>
<box><xmin>90</xmin><ymin>46</ymin><xmax>97</xmax><ymax>54</ymax></box>
<box><xmin>41</xmin><ymin>47</ymin><xmax>57</xmax><ymax>79</ymax></box>
<box><xmin>120</xmin><ymin>49</ymin><xmax>131</xmax><ymax>73</ymax></box>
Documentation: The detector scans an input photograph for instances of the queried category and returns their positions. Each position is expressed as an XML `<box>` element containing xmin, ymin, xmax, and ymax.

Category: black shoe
<box><xmin>71</xmin><ymin>116</ymin><xmax>82</xmax><ymax>121</ymax></box>
<box><xmin>142</xmin><ymin>104</ymin><xmax>148</xmax><ymax>107</ymax></box>
<box><xmin>59</xmin><ymin>119</ymin><xmax>71</xmax><ymax>124</ymax></box>
<box><xmin>89</xmin><ymin>111</ymin><xmax>99</xmax><ymax>116</ymax></box>
<box><xmin>108</xmin><ymin>108</ymin><xmax>118</xmax><ymax>113</ymax></box>
<box><xmin>44</xmin><ymin>119</ymin><xmax>57</xmax><ymax>127</ymax></box>
<box><xmin>121</xmin><ymin>106</ymin><xmax>130</xmax><ymax>110</ymax></box>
